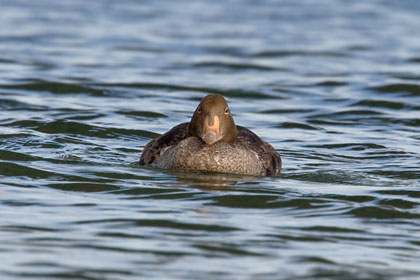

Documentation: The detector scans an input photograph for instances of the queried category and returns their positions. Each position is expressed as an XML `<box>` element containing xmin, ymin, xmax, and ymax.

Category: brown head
<box><xmin>188</xmin><ymin>94</ymin><xmax>237</xmax><ymax>145</ymax></box>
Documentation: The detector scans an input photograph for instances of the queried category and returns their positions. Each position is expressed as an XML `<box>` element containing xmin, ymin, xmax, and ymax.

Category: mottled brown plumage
<box><xmin>140</xmin><ymin>94</ymin><xmax>281</xmax><ymax>176</ymax></box>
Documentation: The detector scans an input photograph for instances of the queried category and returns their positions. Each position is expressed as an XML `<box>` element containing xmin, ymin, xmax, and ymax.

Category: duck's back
<box><xmin>140</xmin><ymin>124</ymin><xmax>281</xmax><ymax>176</ymax></box>
<box><xmin>139</xmin><ymin>123</ymin><xmax>189</xmax><ymax>165</ymax></box>
<box><xmin>235</xmin><ymin>126</ymin><xmax>281</xmax><ymax>176</ymax></box>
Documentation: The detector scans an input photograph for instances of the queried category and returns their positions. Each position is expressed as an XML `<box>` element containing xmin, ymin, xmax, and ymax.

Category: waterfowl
<box><xmin>140</xmin><ymin>94</ymin><xmax>281</xmax><ymax>176</ymax></box>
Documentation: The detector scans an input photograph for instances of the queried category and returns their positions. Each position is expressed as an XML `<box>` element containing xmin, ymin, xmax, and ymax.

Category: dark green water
<box><xmin>1</xmin><ymin>0</ymin><xmax>420</xmax><ymax>279</ymax></box>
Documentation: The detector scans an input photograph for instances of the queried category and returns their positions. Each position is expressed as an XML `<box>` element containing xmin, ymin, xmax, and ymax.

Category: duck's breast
<box><xmin>153</xmin><ymin>137</ymin><xmax>266</xmax><ymax>176</ymax></box>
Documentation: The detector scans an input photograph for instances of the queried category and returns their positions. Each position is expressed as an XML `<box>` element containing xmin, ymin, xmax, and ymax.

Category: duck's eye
<box><xmin>197</xmin><ymin>107</ymin><xmax>202</xmax><ymax>114</ymax></box>
<box><xmin>224</xmin><ymin>107</ymin><xmax>230</xmax><ymax>114</ymax></box>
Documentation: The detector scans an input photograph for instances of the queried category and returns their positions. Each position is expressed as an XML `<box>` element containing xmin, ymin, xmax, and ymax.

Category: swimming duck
<box><xmin>140</xmin><ymin>94</ymin><xmax>281</xmax><ymax>176</ymax></box>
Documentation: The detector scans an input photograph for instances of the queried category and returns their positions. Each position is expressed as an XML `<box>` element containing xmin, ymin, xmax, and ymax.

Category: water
<box><xmin>1</xmin><ymin>0</ymin><xmax>420</xmax><ymax>279</ymax></box>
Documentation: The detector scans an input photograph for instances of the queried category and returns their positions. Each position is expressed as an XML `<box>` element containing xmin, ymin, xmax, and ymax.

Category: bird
<box><xmin>140</xmin><ymin>94</ymin><xmax>281</xmax><ymax>176</ymax></box>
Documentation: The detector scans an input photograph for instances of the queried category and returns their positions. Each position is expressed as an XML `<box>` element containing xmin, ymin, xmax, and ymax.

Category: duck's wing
<box><xmin>235</xmin><ymin>125</ymin><xmax>282</xmax><ymax>176</ymax></box>
<box><xmin>140</xmin><ymin>122</ymin><xmax>189</xmax><ymax>165</ymax></box>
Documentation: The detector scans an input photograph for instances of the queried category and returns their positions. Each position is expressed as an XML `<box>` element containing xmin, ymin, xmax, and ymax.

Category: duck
<box><xmin>139</xmin><ymin>94</ymin><xmax>281</xmax><ymax>176</ymax></box>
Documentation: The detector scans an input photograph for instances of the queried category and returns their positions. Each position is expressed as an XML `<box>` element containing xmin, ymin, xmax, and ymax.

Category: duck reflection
<box><xmin>165</xmin><ymin>169</ymin><xmax>258</xmax><ymax>189</ymax></box>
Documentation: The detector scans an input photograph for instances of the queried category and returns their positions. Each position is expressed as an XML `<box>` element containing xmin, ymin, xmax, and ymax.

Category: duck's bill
<box><xmin>202</xmin><ymin>131</ymin><xmax>220</xmax><ymax>145</ymax></box>
<box><xmin>202</xmin><ymin>115</ymin><xmax>221</xmax><ymax>145</ymax></box>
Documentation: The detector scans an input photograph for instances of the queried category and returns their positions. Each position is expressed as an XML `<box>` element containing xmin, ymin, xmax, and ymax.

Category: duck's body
<box><xmin>140</xmin><ymin>95</ymin><xmax>281</xmax><ymax>176</ymax></box>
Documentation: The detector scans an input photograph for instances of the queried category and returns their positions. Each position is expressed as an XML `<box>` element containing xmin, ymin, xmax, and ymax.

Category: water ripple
<box><xmin>1</xmin><ymin>0</ymin><xmax>420</xmax><ymax>279</ymax></box>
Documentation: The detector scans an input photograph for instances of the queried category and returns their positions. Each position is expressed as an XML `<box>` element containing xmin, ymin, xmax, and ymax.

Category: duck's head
<box><xmin>188</xmin><ymin>94</ymin><xmax>237</xmax><ymax>145</ymax></box>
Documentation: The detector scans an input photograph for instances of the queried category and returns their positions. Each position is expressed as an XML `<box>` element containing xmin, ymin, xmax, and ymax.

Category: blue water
<box><xmin>0</xmin><ymin>0</ymin><xmax>419</xmax><ymax>279</ymax></box>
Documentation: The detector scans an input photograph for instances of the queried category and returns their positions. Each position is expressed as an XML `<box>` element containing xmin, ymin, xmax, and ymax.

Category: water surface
<box><xmin>1</xmin><ymin>0</ymin><xmax>420</xmax><ymax>279</ymax></box>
